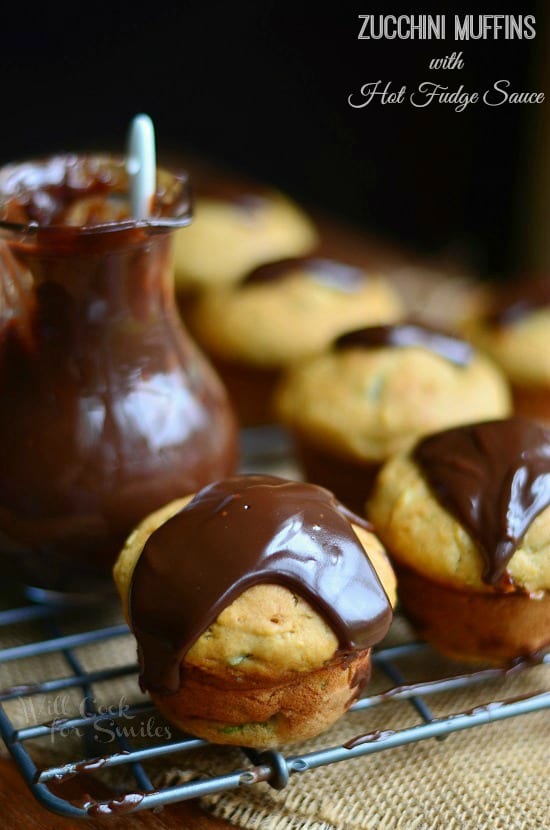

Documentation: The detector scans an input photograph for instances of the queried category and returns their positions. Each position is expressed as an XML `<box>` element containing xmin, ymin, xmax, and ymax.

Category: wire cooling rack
<box><xmin>0</xmin><ymin>427</ymin><xmax>548</xmax><ymax>819</ymax></box>
<box><xmin>0</xmin><ymin>601</ymin><xmax>548</xmax><ymax>819</ymax></box>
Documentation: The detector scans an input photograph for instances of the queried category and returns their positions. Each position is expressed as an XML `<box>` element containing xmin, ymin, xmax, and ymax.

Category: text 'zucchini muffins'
<box><xmin>368</xmin><ymin>417</ymin><xmax>550</xmax><ymax>661</ymax></box>
<box><xmin>464</xmin><ymin>276</ymin><xmax>550</xmax><ymax>422</ymax></box>
<box><xmin>190</xmin><ymin>257</ymin><xmax>403</xmax><ymax>425</ymax></box>
<box><xmin>276</xmin><ymin>322</ymin><xmax>512</xmax><ymax>513</ymax></box>
<box><xmin>113</xmin><ymin>475</ymin><xmax>395</xmax><ymax>749</ymax></box>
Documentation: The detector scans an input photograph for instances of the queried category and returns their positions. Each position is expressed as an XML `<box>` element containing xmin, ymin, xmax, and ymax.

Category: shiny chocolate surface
<box><xmin>243</xmin><ymin>257</ymin><xmax>366</xmax><ymax>291</ymax></box>
<box><xmin>413</xmin><ymin>418</ymin><xmax>550</xmax><ymax>587</ymax></box>
<box><xmin>130</xmin><ymin>475</ymin><xmax>393</xmax><ymax>693</ymax></box>
<box><xmin>335</xmin><ymin>323</ymin><xmax>473</xmax><ymax>367</ymax></box>
<box><xmin>0</xmin><ymin>154</ymin><xmax>191</xmax><ymax>232</ymax></box>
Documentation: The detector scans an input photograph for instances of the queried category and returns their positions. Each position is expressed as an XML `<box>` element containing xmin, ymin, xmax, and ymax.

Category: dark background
<box><xmin>0</xmin><ymin>1</ymin><xmax>546</xmax><ymax>278</ymax></box>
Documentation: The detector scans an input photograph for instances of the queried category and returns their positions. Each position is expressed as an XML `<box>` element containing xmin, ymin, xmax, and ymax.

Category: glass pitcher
<box><xmin>0</xmin><ymin>154</ymin><xmax>239</xmax><ymax>597</ymax></box>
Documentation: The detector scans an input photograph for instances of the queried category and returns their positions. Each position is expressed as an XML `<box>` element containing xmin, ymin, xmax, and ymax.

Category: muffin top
<box><xmin>368</xmin><ymin>417</ymin><xmax>550</xmax><ymax>595</ymax></box>
<box><xmin>113</xmin><ymin>475</ymin><xmax>395</xmax><ymax>694</ymax></box>
<box><xmin>173</xmin><ymin>188</ymin><xmax>318</xmax><ymax>291</ymax></box>
<box><xmin>465</xmin><ymin>276</ymin><xmax>550</xmax><ymax>387</ymax></box>
<box><xmin>190</xmin><ymin>258</ymin><xmax>403</xmax><ymax>368</ymax></box>
<box><xmin>276</xmin><ymin>323</ymin><xmax>512</xmax><ymax>462</ymax></box>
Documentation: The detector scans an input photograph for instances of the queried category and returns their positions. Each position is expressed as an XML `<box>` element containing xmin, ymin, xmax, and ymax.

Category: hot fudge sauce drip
<box><xmin>412</xmin><ymin>418</ymin><xmax>550</xmax><ymax>586</ymax></box>
<box><xmin>130</xmin><ymin>475</ymin><xmax>392</xmax><ymax>693</ymax></box>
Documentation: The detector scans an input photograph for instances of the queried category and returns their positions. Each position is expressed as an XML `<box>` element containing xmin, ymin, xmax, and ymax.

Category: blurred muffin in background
<box><xmin>173</xmin><ymin>181</ymin><xmax>318</xmax><ymax>298</ymax></box>
<box><xmin>385</xmin><ymin>264</ymin><xmax>489</xmax><ymax>329</ymax></box>
<box><xmin>189</xmin><ymin>257</ymin><xmax>404</xmax><ymax>425</ymax></box>
<box><xmin>463</xmin><ymin>275</ymin><xmax>550</xmax><ymax>422</ymax></box>
<box><xmin>276</xmin><ymin>322</ymin><xmax>512</xmax><ymax>513</ymax></box>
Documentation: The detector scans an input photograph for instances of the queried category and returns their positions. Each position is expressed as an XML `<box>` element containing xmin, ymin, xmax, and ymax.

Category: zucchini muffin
<box><xmin>173</xmin><ymin>184</ymin><xmax>318</xmax><ymax>297</ymax></box>
<box><xmin>368</xmin><ymin>417</ymin><xmax>550</xmax><ymax>662</ymax></box>
<box><xmin>113</xmin><ymin>475</ymin><xmax>395</xmax><ymax>749</ymax></box>
<box><xmin>190</xmin><ymin>257</ymin><xmax>403</xmax><ymax>425</ymax></box>
<box><xmin>464</xmin><ymin>276</ymin><xmax>550</xmax><ymax>421</ymax></box>
<box><xmin>276</xmin><ymin>323</ymin><xmax>512</xmax><ymax>513</ymax></box>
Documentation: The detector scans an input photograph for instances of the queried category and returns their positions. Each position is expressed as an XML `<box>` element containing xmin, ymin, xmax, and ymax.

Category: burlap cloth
<box><xmin>0</xmin><ymin>592</ymin><xmax>548</xmax><ymax>830</ymax></box>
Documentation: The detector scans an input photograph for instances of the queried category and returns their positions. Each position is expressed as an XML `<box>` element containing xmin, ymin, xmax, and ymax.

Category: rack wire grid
<box><xmin>0</xmin><ymin>600</ymin><xmax>548</xmax><ymax>819</ymax></box>
<box><xmin>0</xmin><ymin>427</ymin><xmax>548</xmax><ymax>819</ymax></box>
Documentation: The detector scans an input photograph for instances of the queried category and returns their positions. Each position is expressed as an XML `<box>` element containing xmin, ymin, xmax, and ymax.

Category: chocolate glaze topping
<box><xmin>130</xmin><ymin>475</ymin><xmax>392</xmax><ymax>694</ymax></box>
<box><xmin>335</xmin><ymin>323</ymin><xmax>473</xmax><ymax>367</ymax></box>
<box><xmin>243</xmin><ymin>257</ymin><xmax>366</xmax><ymax>292</ymax></box>
<box><xmin>485</xmin><ymin>276</ymin><xmax>550</xmax><ymax>327</ymax></box>
<box><xmin>412</xmin><ymin>418</ymin><xmax>550</xmax><ymax>587</ymax></box>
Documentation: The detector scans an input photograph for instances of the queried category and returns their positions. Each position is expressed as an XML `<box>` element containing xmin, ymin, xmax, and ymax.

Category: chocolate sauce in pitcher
<box><xmin>0</xmin><ymin>154</ymin><xmax>238</xmax><ymax>593</ymax></box>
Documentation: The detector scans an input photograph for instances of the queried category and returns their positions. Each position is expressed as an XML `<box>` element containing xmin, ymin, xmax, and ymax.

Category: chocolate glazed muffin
<box><xmin>276</xmin><ymin>322</ymin><xmax>512</xmax><ymax>514</ymax></box>
<box><xmin>113</xmin><ymin>475</ymin><xmax>395</xmax><ymax>749</ymax></box>
<box><xmin>368</xmin><ymin>417</ymin><xmax>550</xmax><ymax>662</ymax></box>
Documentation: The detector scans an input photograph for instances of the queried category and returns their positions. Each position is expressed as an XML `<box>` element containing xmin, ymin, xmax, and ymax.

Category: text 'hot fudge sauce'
<box><xmin>412</xmin><ymin>418</ymin><xmax>550</xmax><ymax>587</ymax></box>
<box><xmin>130</xmin><ymin>475</ymin><xmax>393</xmax><ymax>693</ymax></box>
<box><xmin>334</xmin><ymin>323</ymin><xmax>473</xmax><ymax>367</ymax></box>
